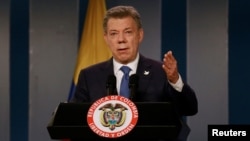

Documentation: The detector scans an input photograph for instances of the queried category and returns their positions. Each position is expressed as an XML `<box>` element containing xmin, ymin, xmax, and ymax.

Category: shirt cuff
<box><xmin>168</xmin><ymin>74</ymin><xmax>184</xmax><ymax>92</ymax></box>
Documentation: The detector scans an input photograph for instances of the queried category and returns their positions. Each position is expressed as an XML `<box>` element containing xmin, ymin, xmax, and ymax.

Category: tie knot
<box><xmin>120</xmin><ymin>66</ymin><xmax>131</xmax><ymax>75</ymax></box>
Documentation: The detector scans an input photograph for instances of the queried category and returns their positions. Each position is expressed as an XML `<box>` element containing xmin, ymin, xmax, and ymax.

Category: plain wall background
<box><xmin>0</xmin><ymin>0</ymin><xmax>10</xmax><ymax>141</ymax></box>
<box><xmin>29</xmin><ymin>0</ymin><xmax>79</xmax><ymax>140</ymax></box>
<box><xmin>187</xmin><ymin>0</ymin><xmax>228</xmax><ymax>140</ymax></box>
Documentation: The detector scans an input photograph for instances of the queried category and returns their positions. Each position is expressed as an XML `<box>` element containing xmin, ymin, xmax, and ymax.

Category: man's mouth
<box><xmin>118</xmin><ymin>48</ymin><xmax>127</xmax><ymax>51</ymax></box>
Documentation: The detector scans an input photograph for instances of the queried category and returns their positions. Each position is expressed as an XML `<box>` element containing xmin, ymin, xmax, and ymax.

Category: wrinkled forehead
<box><xmin>106</xmin><ymin>17</ymin><xmax>139</xmax><ymax>31</ymax></box>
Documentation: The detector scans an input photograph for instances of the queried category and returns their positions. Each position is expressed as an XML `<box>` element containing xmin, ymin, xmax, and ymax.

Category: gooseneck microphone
<box><xmin>106</xmin><ymin>75</ymin><xmax>117</xmax><ymax>95</ymax></box>
<box><xmin>129</xmin><ymin>74</ymin><xmax>139</xmax><ymax>100</ymax></box>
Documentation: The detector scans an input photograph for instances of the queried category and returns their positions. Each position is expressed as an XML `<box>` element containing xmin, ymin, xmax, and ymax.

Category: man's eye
<box><xmin>110</xmin><ymin>33</ymin><xmax>117</xmax><ymax>36</ymax></box>
<box><xmin>125</xmin><ymin>31</ymin><xmax>132</xmax><ymax>34</ymax></box>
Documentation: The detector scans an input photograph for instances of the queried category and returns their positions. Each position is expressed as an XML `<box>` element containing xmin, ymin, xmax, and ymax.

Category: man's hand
<box><xmin>162</xmin><ymin>51</ymin><xmax>179</xmax><ymax>83</ymax></box>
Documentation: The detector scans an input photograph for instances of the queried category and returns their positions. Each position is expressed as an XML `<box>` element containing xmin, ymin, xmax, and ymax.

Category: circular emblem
<box><xmin>87</xmin><ymin>95</ymin><xmax>138</xmax><ymax>138</ymax></box>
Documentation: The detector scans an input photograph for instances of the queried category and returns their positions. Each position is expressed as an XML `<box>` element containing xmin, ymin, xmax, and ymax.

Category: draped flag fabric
<box><xmin>67</xmin><ymin>0</ymin><xmax>112</xmax><ymax>101</ymax></box>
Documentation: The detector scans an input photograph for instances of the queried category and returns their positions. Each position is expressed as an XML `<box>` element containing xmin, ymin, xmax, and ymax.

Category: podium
<box><xmin>47</xmin><ymin>102</ymin><xmax>190</xmax><ymax>141</ymax></box>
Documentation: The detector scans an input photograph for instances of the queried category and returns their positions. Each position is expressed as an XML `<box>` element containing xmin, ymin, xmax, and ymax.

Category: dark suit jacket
<box><xmin>71</xmin><ymin>54</ymin><xmax>197</xmax><ymax>116</ymax></box>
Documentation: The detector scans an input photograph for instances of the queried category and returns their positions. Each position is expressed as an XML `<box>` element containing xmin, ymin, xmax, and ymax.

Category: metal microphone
<box><xmin>129</xmin><ymin>74</ymin><xmax>139</xmax><ymax>100</ymax></box>
<box><xmin>106</xmin><ymin>75</ymin><xmax>117</xmax><ymax>95</ymax></box>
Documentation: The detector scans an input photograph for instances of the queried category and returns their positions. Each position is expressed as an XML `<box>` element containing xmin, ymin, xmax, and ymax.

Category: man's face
<box><xmin>104</xmin><ymin>16</ymin><xmax>144</xmax><ymax>64</ymax></box>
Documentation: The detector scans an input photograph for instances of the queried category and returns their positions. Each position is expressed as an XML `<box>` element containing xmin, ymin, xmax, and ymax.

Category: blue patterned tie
<box><xmin>120</xmin><ymin>66</ymin><xmax>131</xmax><ymax>98</ymax></box>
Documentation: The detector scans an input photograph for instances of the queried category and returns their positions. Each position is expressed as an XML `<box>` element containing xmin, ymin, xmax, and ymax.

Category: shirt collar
<box><xmin>113</xmin><ymin>53</ymin><xmax>139</xmax><ymax>75</ymax></box>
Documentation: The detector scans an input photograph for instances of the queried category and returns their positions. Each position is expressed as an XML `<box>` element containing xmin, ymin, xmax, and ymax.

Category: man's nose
<box><xmin>118</xmin><ymin>33</ymin><xmax>126</xmax><ymax>43</ymax></box>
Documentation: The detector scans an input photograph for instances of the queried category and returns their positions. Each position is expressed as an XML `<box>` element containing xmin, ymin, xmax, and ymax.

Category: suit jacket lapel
<box><xmin>136</xmin><ymin>55</ymin><xmax>152</xmax><ymax>92</ymax></box>
<box><xmin>101</xmin><ymin>57</ymin><xmax>114</xmax><ymax>76</ymax></box>
<box><xmin>96</xmin><ymin>58</ymin><xmax>114</xmax><ymax>89</ymax></box>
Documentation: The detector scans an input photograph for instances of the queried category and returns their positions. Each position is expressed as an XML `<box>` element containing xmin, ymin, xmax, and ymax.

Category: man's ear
<box><xmin>139</xmin><ymin>28</ymin><xmax>144</xmax><ymax>43</ymax></box>
<box><xmin>103</xmin><ymin>33</ymin><xmax>108</xmax><ymax>43</ymax></box>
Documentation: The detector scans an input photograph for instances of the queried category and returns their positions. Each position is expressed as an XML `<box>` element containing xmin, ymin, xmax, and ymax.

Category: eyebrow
<box><xmin>108</xmin><ymin>27</ymin><xmax>132</xmax><ymax>32</ymax></box>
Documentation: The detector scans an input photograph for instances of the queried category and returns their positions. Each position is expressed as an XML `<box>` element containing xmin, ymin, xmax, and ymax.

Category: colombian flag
<box><xmin>67</xmin><ymin>0</ymin><xmax>112</xmax><ymax>101</ymax></box>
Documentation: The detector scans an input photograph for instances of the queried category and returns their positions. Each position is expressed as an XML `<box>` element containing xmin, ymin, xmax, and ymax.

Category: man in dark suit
<box><xmin>70</xmin><ymin>5</ymin><xmax>198</xmax><ymax>141</ymax></box>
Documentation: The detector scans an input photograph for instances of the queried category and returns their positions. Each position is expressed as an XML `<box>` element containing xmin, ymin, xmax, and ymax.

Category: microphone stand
<box><xmin>129</xmin><ymin>74</ymin><xmax>139</xmax><ymax>100</ymax></box>
<box><xmin>106</xmin><ymin>75</ymin><xmax>117</xmax><ymax>95</ymax></box>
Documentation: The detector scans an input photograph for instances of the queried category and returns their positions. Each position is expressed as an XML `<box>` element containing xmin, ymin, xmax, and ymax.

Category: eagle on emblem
<box><xmin>99</xmin><ymin>103</ymin><xmax>128</xmax><ymax>130</ymax></box>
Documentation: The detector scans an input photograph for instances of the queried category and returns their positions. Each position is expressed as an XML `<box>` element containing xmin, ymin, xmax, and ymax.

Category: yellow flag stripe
<box><xmin>73</xmin><ymin>0</ymin><xmax>112</xmax><ymax>84</ymax></box>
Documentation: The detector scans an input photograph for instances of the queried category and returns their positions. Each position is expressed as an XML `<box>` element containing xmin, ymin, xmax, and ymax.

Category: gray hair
<box><xmin>103</xmin><ymin>6</ymin><xmax>142</xmax><ymax>33</ymax></box>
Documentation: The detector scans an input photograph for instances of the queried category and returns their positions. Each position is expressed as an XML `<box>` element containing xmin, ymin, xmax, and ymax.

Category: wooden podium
<box><xmin>47</xmin><ymin>102</ymin><xmax>190</xmax><ymax>141</ymax></box>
